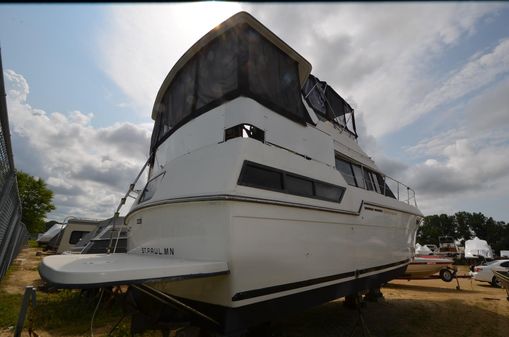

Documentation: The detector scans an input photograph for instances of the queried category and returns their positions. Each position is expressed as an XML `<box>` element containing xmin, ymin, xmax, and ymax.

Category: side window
<box><xmin>238</xmin><ymin>163</ymin><xmax>284</xmax><ymax>191</ymax></box>
<box><xmin>69</xmin><ymin>231</ymin><xmax>89</xmax><ymax>244</ymax></box>
<box><xmin>335</xmin><ymin>157</ymin><xmax>356</xmax><ymax>186</ymax></box>
<box><xmin>139</xmin><ymin>172</ymin><xmax>166</xmax><ymax>203</ymax></box>
<box><xmin>363</xmin><ymin>169</ymin><xmax>374</xmax><ymax>191</ymax></box>
<box><xmin>286</xmin><ymin>174</ymin><xmax>314</xmax><ymax>197</ymax></box>
<box><xmin>238</xmin><ymin>161</ymin><xmax>345</xmax><ymax>203</ymax></box>
<box><xmin>370</xmin><ymin>172</ymin><xmax>381</xmax><ymax>194</ymax></box>
<box><xmin>500</xmin><ymin>261</ymin><xmax>509</xmax><ymax>268</ymax></box>
<box><xmin>351</xmin><ymin>164</ymin><xmax>365</xmax><ymax>189</ymax></box>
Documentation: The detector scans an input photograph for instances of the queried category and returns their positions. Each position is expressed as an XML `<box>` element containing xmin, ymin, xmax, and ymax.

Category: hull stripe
<box><xmin>231</xmin><ymin>258</ymin><xmax>409</xmax><ymax>301</ymax></box>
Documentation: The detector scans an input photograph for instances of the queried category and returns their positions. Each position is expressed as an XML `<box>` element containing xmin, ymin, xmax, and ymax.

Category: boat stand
<box><xmin>14</xmin><ymin>286</ymin><xmax>37</xmax><ymax>337</ymax></box>
<box><xmin>119</xmin><ymin>284</ymin><xmax>223</xmax><ymax>337</ymax></box>
<box><xmin>344</xmin><ymin>294</ymin><xmax>373</xmax><ymax>337</ymax></box>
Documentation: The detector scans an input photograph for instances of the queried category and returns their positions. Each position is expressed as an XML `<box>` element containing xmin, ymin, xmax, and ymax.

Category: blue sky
<box><xmin>1</xmin><ymin>3</ymin><xmax>509</xmax><ymax>221</ymax></box>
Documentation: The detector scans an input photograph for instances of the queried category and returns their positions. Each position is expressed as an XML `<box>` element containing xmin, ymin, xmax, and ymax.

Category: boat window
<box><xmin>351</xmin><ymin>164</ymin><xmax>365</xmax><ymax>189</ymax></box>
<box><xmin>285</xmin><ymin>174</ymin><xmax>314</xmax><ymax>197</ymax></box>
<box><xmin>150</xmin><ymin>24</ymin><xmax>311</xmax><ymax>155</ymax></box>
<box><xmin>238</xmin><ymin>162</ymin><xmax>284</xmax><ymax>191</ymax></box>
<box><xmin>370</xmin><ymin>172</ymin><xmax>381</xmax><ymax>194</ymax></box>
<box><xmin>314</xmin><ymin>181</ymin><xmax>344</xmax><ymax>202</ymax></box>
<box><xmin>335</xmin><ymin>157</ymin><xmax>356</xmax><ymax>186</ymax></box>
<box><xmin>238</xmin><ymin>161</ymin><xmax>345</xmax><ymax>203</ymax></box>
<box><xmin>363</xmin><ymin>169</ymin><xmax>374</xmax><ymax>191</ymax></box>
<box><xmin>225</xmin><ymin>124</ymin><xmax>265</xmax><ymax>142</ymax></box>
<box><xmin>139</xmin><ymin>172</ymin><xmax>166</xmax><ymax>203</ymax></box>
<box><xmin>335</xmin><ymin>154</ymin><xmax>397</xmax><ymax>198</ymax></box>
<box><xmin>69</xmin><ymin>231</ymin><xmax>89</xmax><ymax>245</ymax></box>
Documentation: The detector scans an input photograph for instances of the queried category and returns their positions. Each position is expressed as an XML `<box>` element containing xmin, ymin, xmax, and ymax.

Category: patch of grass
<box><xmin>0</xmin><ymin>291</ymin><xmax>23</xmax><ymax>327</ymax></box>
<box><xmin>31</xmin><ymin>289</ymin><xmax>125</xmax><ymax>335</ymax></box>
<box><xmin>0</xmin><ymin>287</ymin><xmax>127</xmax><ymax>335</ymax></box>
<box><xmin>27</xmin><ymin>240</ymin><xmax>39</xmax><ymax>248</ymax></box>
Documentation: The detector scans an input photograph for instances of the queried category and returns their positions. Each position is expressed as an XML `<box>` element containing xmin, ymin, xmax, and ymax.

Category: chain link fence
<box><xmin>0</xmin><ymin>51</ymin><xmax>28</xmax><ymax>280</ymax></box>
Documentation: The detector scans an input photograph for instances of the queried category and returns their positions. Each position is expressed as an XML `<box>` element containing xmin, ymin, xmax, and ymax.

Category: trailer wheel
<box><xmin>440</xmin><ymin>269</ymin><xmax>454</xmax><ymax>282</ymax></box>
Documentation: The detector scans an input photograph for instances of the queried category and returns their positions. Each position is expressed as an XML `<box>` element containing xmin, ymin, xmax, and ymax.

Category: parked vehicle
<box><xmin>404</xmin><ymin>256</ymin><xmax>456</xmax><ymax>282</ymax></box>
<box><xmin>472</xmin><ymin>259</ymin><xmax>509</xmax><ymax>287</ymax></box>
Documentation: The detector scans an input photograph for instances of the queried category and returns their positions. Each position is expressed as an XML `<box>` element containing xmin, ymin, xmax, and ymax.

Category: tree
<box><xmin>16</xmin><ymin>171</ymin><xmax>56</xmax><ymax>233</ymax></box>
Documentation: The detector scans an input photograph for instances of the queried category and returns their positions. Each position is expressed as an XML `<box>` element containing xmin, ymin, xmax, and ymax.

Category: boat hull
<box><xmin>126</xmin><ymin>198</ymin><xmax>417</xmax><ymax>310</ymax></box>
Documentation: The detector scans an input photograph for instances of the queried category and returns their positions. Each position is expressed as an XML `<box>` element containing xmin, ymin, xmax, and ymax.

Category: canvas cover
<box><xmin>415</xmin><ymin>243</ymin><xmax>433</xmax><ymax>255</ymax></box>
<box><xmin>465</xmin><ymin>237</ymin><xmax>494</xmax><ymax>259</ymax></box>
<box><xmin>150</xmin><ymin>22</ymin><xmax>311</xmax><ymax>154</ymax></box>
<box><xmin>302</xmin><ymin>74</ymin><xmax>357</xmax><ymax>137</ymax></box>
<box><xmin>36</xmin><ymin>224</ymin><xmax>66</xmax><ymax>244</ymax></box>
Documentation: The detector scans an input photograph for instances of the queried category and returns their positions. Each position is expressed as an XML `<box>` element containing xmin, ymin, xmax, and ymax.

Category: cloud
<box><xmin>385</xmin><ymin>76</ymin><xmax>509</xmax><ymax>217</ymax></box>
<box><xmin>4</xmin><ymin>70</ymin><xmax>151</xmax><ymax>220</ymax></box>
<box><xmin>464</xmin><ymin>77</ymin><xmax>509</xmax><ymax>130</ymax></box>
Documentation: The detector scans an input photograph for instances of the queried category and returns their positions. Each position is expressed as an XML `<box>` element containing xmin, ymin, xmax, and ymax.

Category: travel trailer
<box><xmin>56</xmin><ymin>218</ymin><xmax>100</xmax><ymax>254</ymax></box>
<box><xmin>40</xmin><ymin>12</ymin><xmax>422</xmax><ymax>335</ymax></box>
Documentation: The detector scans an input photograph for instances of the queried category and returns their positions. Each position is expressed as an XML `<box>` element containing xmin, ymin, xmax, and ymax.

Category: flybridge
<box><xmin>149</xmin><ymin>11</ymin><xmax>357</xmax><ymax>155</ymax></box>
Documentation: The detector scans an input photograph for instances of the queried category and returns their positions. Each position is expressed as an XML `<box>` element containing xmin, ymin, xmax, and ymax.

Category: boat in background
<box><xmin>36</xmin><ymin>223</ymin><xmax>66</xmax><ymax>251</ymax></box>
<box><xmin>40</xmin><ymin>11</ymin><xmax>422</xmax><ymax>335</ymax></box>
<box><xmin>403</xmin><ymin>255</ymin><xmax>456</xmax><ymax>282</ymax></box>
<box><xmin>437</xmin><ymin>236</ymin><xmax>461</xmax><ymax>258</ymax></box>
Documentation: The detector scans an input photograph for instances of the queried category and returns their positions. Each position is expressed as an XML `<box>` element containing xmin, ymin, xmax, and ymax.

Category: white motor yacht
<box><xmin>40</xmin><ymin>11</ymin><xmax>423</xmax><ymax>335</ymax></box>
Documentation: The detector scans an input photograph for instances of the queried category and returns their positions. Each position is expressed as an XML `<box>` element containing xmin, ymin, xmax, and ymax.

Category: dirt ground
<box><xmin>1</xmin><ymin>248</ymin><xmax>508</xmax><ymax>336</ymax></box>
<box><xmin>1</xmin><ymin>248</ymin><xmax>45</xmax><ymax>295</ymax></box>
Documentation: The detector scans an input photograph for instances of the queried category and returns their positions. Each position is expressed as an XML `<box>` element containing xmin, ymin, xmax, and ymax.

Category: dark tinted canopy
<box><xmin>150</xmin><ymin>20</ymin><xmax>312</xmax><ymax>155</ymax></box>
<box><xmin>302</xmin><ymin>74</ymin><xmax>357</xmax><ymax>138</ymax></box>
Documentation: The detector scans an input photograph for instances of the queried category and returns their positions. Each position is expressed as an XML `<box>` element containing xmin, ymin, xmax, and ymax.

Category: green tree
<box><xmin>16</xmin><ymin>171</ymin><xmax>56</xmax><ymax>233</ymax></box>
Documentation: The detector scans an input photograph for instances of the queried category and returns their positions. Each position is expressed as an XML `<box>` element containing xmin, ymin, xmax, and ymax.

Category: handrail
<box><xmin>383</xmin><ymin>175</ymin><xmax>417</xmax><ymax>207</ymax></box>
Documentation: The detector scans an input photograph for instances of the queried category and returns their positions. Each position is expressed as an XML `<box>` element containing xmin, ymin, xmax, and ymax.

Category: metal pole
<box><xmin>14</xmin><ymin>286</ymin><xmax>36</xmax><ymax>337</ymax></box>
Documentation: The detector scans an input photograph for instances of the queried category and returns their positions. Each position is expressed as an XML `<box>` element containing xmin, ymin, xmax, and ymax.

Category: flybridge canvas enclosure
<box><xmin>302</xmin><ymin>74</ymin><xmax>358</xmax><ymax>138</ymax></box>
<box><xmin>150</xmin><ymin>13</ymin><xmax>313</xmax><ymax>155</ymax></box>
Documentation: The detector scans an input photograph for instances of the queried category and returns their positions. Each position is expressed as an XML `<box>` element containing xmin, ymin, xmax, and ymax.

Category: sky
<box><xmin>1</xmin><ymin>3</ymin><xmax>508</xmax><ymax>222</ymax></box>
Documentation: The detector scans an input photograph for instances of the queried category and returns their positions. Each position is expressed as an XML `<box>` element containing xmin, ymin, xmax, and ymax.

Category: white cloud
<box><xmin>5</xmin><ymin>70</ymin><xmax>151</xmax><ymax>221</ymax></box>
<box><xmin>382</xmin><ymin>77</ymin><xmax>509</xmax><ymax>218</ymax></box>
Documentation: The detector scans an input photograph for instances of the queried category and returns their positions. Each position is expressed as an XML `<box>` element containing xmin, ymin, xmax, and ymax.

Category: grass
<box><xmin>27</xmin><ymin>240</ymin><xmax>39</xmax><ymax>248</ymax></box>
<box><xmin>0</xmin><ymin>287</ymin><xmax>128</xmax><ymax>336</ymax></box>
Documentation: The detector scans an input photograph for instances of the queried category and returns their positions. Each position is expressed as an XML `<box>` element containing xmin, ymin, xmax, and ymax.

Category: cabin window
<box><xmin>314</xmin><ymin>181</ymin><xmax>344</xmax><ymax>202</ymax></box>
<box><xmin>238</xmin><ymin>162</ymin><xmax>284</xmax><ymax>191</ymax></box>
<box><xmin>285</xmin><ymin>174</ymin><xmax>314</xmax><ymax>197</ymax></box>
<box><xmin>238</xmin><ymin>161</ymin><xmax>345</xmax><ymax>203</ymax></box>
<box><xmin>335</xmin><ymin>157</ymin><xmax>356</xmax><ymax>186</ymax></box>
<box><xmin>69</xmin><ymin>231</ymin><xmax>89</xmax><ymax>245</ymax></box>
<box><xmin>335</xmin><ymin>155</ymin><xmax>396</xmax><ymax>198</ymax></box>
<box><xmin>139</xmin><ymin>172</ymin><xmax>166</xmax><ymax>203</ymax></box>
<box><xmin>363</xmin><ymin>169</ymin><xmax>374</xmax><ymax>191</ymax></box>
<box><xmin>370</xmin><ymin>172</ymin><xmax>381</xmax><ymax>194</ymax></box>
<box><xmin>351</xmin><ymin>164</ymin><xmax>366</xmax><ymax>189</ymax></box>
<box><xmin>225</xmin><ymin>124</ymin><xmax>265</xmax><ymax>142</ymax></box>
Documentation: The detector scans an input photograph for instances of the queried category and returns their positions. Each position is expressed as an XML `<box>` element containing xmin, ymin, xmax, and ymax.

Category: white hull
<box><xmin>126</xmin><ymin>197</ymin><xmax>417</xmax><ymax>308</ymax></box>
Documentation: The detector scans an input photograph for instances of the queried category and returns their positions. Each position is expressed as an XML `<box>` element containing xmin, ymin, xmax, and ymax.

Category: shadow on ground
<box><xmin>248</xmin><ymin>297</ymin><xmax>509</xmax><ymax>337</ymax></box>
